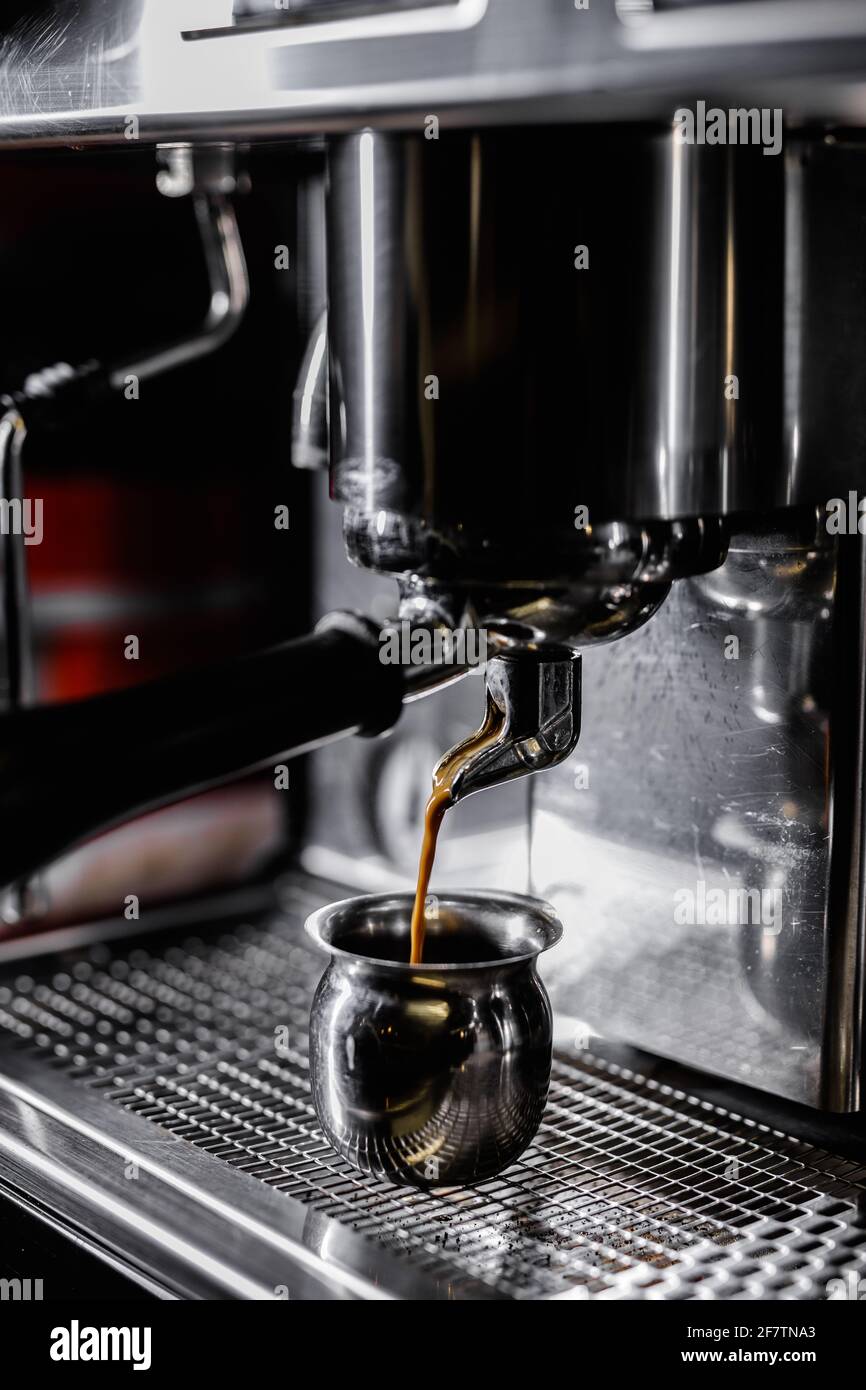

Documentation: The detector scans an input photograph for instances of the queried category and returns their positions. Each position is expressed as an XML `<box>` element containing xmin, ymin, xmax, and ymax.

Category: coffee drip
<box><xmin>409</xmin><ymin>700</ymin><xmax>505</xmax><ymax>965</ymax></box>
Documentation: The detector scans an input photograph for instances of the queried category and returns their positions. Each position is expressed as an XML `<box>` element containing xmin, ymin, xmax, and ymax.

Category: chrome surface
<box><xmin>110</xmin><ymin>194</ymin><xmax>246</xmax><ymax>385</ymax></box>
<box><xmin>112</xmin><ymin>148</ymin><xmax>249</xmax><ymax>387</ymax></box>
<box><xmin>783</xmin><ymin>135</ymin><xmax>866</xmax><ymax>509</ymax></box>
<box><xmin>327</xmin><ymin>129</ymin><xmax>782</xmax><ymax>539</ymax></box>
<box><xmin>389</xmin><ymin>521</ymin><xmax>728</xmax><ymax>650</ymax></box>
<box><xmin>326</xmin><ymin>126</ymin><xmax>746</xmax><ymax>644</ymax></box>
<box><xmin>445</xmin><ymin>651</ymin><xmax>581</xmax><ymax>802</ymax></box>
<box><xmin>1</xmin><ymin>877</ymin><xmax>865</xmax><ymax>1299</ymax></box>
<box><xmin>0</xmin><ymin>407</ymin><xmax>35</xmax><ymax>926</ymax></box>
<box><xmin>303</xmin><ymin>480</ymin><xmax>534</xmax><ymax>896</ymax></box>
<box><xmin>0</xmin><ymin>1059</ymin><xmax>412</xmax><ymax>1300</ymax></box>
<box><xmin>325</xmin><ymin>125</ymin><xmax>863</xmax><ymax>601</ymax></box>
<box><xmin>292</xmin><ymin>308</ymin><xmax>329</xmax><ymax>470</ymax></box>
<box><xmin>0</xmin><ymin>410</ymin><xmax>32</xmax><ymax>714</ymax></box>
<box><xmin>3</xmin><ymin>1</ymin><xmax>866</xmax><ymax>145</ymax></box>
<box><xmin>305</xmin><ymin>890</ymin><xmax>560</xmax><ymax>1186</ymax></box>
<box><xmin>1</xmin><ymin>143</ymin><xmax>249</xmax><ymax>420</ymax></box>
<box><xmin>0</xmin><ymin>0</ymin><xmax>863</xmax><ymax>1300</ymax></box>
<box><xmin>533</xmin><ymin>519</ymin><xmax>866</xmax><ymax>1111</ymax></box>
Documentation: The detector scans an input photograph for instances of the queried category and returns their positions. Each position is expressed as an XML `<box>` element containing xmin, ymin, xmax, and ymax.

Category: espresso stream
<box><xmin>409</xmin><ymin>703</ymin><xmax>505</xmax><ymax>965</ymax></box>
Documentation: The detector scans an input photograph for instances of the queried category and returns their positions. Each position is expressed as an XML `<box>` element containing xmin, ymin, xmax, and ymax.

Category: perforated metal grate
<box><xmin>2</xmin><ymin>878</ymin><xmax>866</xmax><ymax>1300</ymax></box>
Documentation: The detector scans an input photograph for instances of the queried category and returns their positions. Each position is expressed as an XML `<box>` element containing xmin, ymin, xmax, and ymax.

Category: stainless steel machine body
<box><xmin>1</xmin><ymin>0</ymin><xmax>866</xmax><ymax>1303</ymax></box>
<box><xmin>3</xmin><ymin>1</ymin><xmax>866</xmax><ymax>142</ymax></box>
<box><xmin>318</xmin><ymin>121</ymin><xmax>866</xmax><ymax>1108</ymax></box>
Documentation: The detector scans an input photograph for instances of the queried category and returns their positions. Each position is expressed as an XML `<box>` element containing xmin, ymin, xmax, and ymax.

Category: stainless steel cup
<box><xmin>305</xmin><ymin>890</ymin><xmax>562</xmax><ymax>1188</ymax></box>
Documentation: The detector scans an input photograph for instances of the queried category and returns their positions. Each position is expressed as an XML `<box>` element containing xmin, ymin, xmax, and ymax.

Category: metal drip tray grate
<box><xmin>1</xmin><ymin>878</ymin><xmax>866</xmax><ymax>1300</ymax></box>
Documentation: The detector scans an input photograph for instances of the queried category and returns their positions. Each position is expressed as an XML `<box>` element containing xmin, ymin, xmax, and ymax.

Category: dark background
<box><xmin>0</xmin><ymin>143</ymin><xmax>318</xmax><ymax>923</ymax></box>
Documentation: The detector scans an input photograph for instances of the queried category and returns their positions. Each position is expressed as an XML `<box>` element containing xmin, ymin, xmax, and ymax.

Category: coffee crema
<box><xmin>409</xmin><ymin>702</ymin><xmax>505</xmax><ymax>965</ymax></box>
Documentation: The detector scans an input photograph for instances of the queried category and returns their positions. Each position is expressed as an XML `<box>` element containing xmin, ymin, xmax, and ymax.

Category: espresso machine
<box><xmin>0</xmin><ymin>0</ymin><xmax>866</xmax><ymax>1303</ymax></box>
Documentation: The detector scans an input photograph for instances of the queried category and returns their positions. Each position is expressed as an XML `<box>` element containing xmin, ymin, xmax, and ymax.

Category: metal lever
<box><xmin>446</xmin><ymin>647</ymin><xmax>581</xmax><ymax>803</ymax></box>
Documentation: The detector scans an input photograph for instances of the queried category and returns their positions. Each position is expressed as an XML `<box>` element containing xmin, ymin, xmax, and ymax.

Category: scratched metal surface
<box><xmin>3</xmin><ymin>1</ymin><xmax>866</xmax><ymax>142</ymax></box>
<box><xmin>0</xmin><ymin>0</ymin><xmax>143</xmax><ymax>122</ymax></box>
<box><xmin>533</xmin><ymin>527</ymin><xmax>847</xmax><ymax>1109</ymax></box>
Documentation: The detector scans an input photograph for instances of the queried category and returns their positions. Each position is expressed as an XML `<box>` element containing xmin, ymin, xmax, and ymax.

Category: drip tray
<box><xmin>1</xmin><ymin>876</ymin><xmax>865</xmax><ymax>1300</ymax></box>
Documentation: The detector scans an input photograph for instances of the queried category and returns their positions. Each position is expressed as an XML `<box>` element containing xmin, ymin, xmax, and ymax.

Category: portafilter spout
<box><xmin>436</xmin><ymin>647</ymin><xmax>581</xmax><ymax>805</ymax></box>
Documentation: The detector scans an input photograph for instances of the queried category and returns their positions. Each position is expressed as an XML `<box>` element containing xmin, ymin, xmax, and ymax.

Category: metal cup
<box><xmin>305</xmin><ymin>890</ymin><xmax>562</xmax><ymax>1188</ymax></box>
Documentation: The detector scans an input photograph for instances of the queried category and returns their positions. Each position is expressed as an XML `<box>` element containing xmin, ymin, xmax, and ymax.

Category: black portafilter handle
<box><xmin>0</xmin><ymin>613</ymin><xmax>405</xmax><ymax>891</ymax></box>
